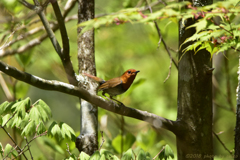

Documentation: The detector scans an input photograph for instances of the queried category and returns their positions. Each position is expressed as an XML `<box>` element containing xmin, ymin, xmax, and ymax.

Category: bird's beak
<box><xmin>135</xmin><ymin>71</ymin><xmax>140</xmax><ymax>74</ymax></box>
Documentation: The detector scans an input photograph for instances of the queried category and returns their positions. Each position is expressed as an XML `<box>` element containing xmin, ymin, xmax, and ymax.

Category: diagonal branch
<box><xmin>18</xmin><ymin>0</ymin><xmax>78</xmax><ymax>86</ymax></box>
<box><xmin>0</xmin><ymin>60</ymin><xmax>181</xmax><ymax>134</ymax></box>
<box><xmin>146</xmin><ymin>0</ymin><xmax>178</xmax><ymax>70</ymax></box>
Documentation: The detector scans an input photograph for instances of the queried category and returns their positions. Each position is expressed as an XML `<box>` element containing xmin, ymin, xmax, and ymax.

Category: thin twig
<box><xmin>3</xmin><ymin>145</ymin><xmax>18</xmax><ymax>160</ymax></box>
<box><xmin>18</xmin><ymin>131</ymin><xmax>48</xmax><ymax>157</ymax></box>
<box><xmin>145</xmin><ymin>0</ymin><xmax>178</xmax><ymax>83</ymax></box>
<box><xmin>0</xmin><ymin>73</ymin><xmax>14</xmax><ymax>101</ymax></box>
<box><xmin>164</xmin><ymin>57</ymin><xmax>172</xmax><ymax>83</ymax></box>
<box><xmin>98</xmin><ymin>131</ymin><xmax>105</xmax><ymax>151</ymax></box>
<box><xmin>0</xmin><ymin>112</ymin><xmax>16</xmax><ymax>128</ymax></box>
<box><xmin>66</xmin><ymin>143</ymin><xmax>72</xmax><ymax>155</ymax></box>
<box><xmin>213</xmin><ymin>131</ymin><xmax>233</xmax><ymax>155</ymax></box>
<box><xmin>25</xmin><ymin>137</ymin><xmax>33</xmax><ymax>160</ymax></box>
<box><xmin>153</xmin><ymin>146</ymin><xmax>165</xmax><ymax>159</ymax></box>
<box><xmin>1</xmin><ymin>127</ymin><xmax>27</xmax><ymax>159</ymax></box>
<box><xmin>18</xmin><ymin>0</ymin><xmax>36</xmax><ymax>10</ymax></box>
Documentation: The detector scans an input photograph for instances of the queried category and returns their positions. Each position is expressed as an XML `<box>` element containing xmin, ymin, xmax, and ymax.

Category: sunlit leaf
<box><xmin>21</xmin><ymin>120</ymin><xmax>36</xmax><ymax>136</ymax></box>
<box><xmin>90</xmin><ymin>150</ymin><xmax>101</xmax><ymax>160</ymax></box>
<box><xmin>80</xmin><ymin>151</ymin><xmax>90</xmax><ymax>160</ymax></box>
<box><xmin>136</xmin><ymin>148</ymin><xmax>146</xmax><ymax>160</ymax></box>
<box><xmin>60</xmin><ymin>122</ymin><xmax>76</xmax><ymax>142</ymax></box>
<box><xmin>121</xmin><ymin>148</ymin><xmax>134</xmax><ymax>160</ymax></box>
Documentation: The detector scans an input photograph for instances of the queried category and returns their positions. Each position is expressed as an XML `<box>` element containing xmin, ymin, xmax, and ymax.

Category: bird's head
<box><xmin>121</xmin><ymin>69</ymin><xmax>140</xmax><ymax>90</ymax></box>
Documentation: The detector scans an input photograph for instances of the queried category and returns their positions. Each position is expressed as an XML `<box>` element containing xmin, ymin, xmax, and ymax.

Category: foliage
<box><xmin>80</xmin><ymin>0</ymin><xmax>240</xmax><ymax>57</ymax></box>
<box><xmin>0</xmin><ymin>98</ymin><xmax>76</xmax><ymax>159</ymax></box>
<box><xmin>65</xmin><ymin>145</ymin><xmax>174</xmax><ymax>160</ymax></box>
<box><xmin>181</xmin><ymin>0</ymin><xmax>240</xmax><ymax>57</ymax></box>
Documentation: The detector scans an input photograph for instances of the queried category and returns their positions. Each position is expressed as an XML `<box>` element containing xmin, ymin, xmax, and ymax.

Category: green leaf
<box><xmin>21</xmin><ymin>120</ymin><xmax>36</xmax><ymax>136</ymax></box>
<box><xmin>29</xmin><ymin>106</ymin><xmax>41</xmax><ymax>125</ymax></box>
<box><xmin>100</xmin><ymin>154</ymin><xmax>106</xmax><ymax>160</ymax></box>
<box><xmin>0</xmin><ymin>143</ymin><xmax>3</xmax><ymax>156</ymax></box>
<box><xmin>80</xmin><ymin>152</ymin><xmax>90</xmax><ymax>160</ymax></box>
<box><xmin>90</xmin><ymin>150</ymin><xmax>101</xmax><ymax>160</ymax></box>
<box><xmin>159</xmin><ymin>145</ymin><xmax>174</xmax><ymax>160</ymax></box>
<box><xmin>1</xmin><ymin>114</ymin><xmax>11</xmax><ymax>126</ymax></box>
<box><xmin>187</xmin><ymin>19</ymin><xmax>208</xmax><ymax>33</ymax></box>
<box><xmin>4</xmin><ymin>144</ymin><xmax>17</xmax><ymax>158</ymax></box>
<box><xmin>121</xmin><ymin>148</ymin><xmax>134</xmax><ymax>160</ymax></box>
<box><xmin>0</xmin><ymin>100</ymin><xmax>20</xmax><ymax>115</ymax></box>
<box><xmin>164</xmin><ymin>145</ymin><xmax>174</xmax><ymax>159</ymax></box>
<box><xmin>60</xmin><ymin>122</ymin><xmax>76</xmax><ymax>142</ymax></box>
<box><xmin>100</xmin><ymin>149</ymin><xmax>116</xmax><ymax>159</ymax></box>
<box><xmin>113</xmin><ymin>155</ymin><xmax>120</xmax><ymax>160</ymax></box>
<box><xmin>137</xmin><ymin>148</ymin><xmax>146</xmax><ymax>160</ymax></box>
<box><xmin>65</xmin><ymin>154</ymin><xmax>78</xmax><ymax>160</ymax></box>
<box><xmin>37</xmin><ymin>121</ymin><xmax>46</xmax><ymax>134</ymax></box>
<box><xmin>35</xmin><ymin>99</ymin><xmax>52</xmax><ymax>121</ymax></box>
<box><xmin>18</xmin><ymin>113</ymin><xmax>30</xmax><ymax>129</ymax></box>
<box><xmin>14</xmin><ymin>97</ymin><xmax>31</xmax><ymax>118</ymax></box>
<box><xmin>0</xmin><ymin>101</ymin><xmax>9</xmax><ymax>115</ymax></box>
<box><xmin>11</xmin><ymin>114</ymin><xmax>21</xmax><ymax>128</ymax></box>
<box><xmin>48</xmin><ymin>121</ymin><xmax>62</xmax><ymax>141</ymax></box>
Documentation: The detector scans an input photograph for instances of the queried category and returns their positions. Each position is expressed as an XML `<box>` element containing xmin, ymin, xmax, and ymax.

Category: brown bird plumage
<box><xmin>83</xmin><ymin>69</ymin><xmax>140</xmax><ymax>103</ymax></box>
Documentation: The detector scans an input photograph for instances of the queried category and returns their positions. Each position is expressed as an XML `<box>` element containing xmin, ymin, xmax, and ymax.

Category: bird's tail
<box><xmin>83</xmin><ymin>73</ymin><xmax>105</xmax><ymax>84</ymax></box>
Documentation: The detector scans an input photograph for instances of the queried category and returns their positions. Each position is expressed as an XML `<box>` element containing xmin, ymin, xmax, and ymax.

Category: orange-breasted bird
<box><xmin>83</xmin><ymin>69</ymin><xmax>140</xmax><ymax>104</ymax></box>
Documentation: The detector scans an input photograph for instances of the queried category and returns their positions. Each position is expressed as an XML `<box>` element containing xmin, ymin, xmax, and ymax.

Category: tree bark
<box><xmin>177</xmin><ymin>0</ymin><xmax>213</xmax><ymax>159</ymax></box>
<box><xmin>235</xmin><ymin>55</ymin><xmax>240</xmax><ymax>160</ymax></box>
<box><xmin>76</xmin><ymin>0</ymin><xmax>98</xmax><ymax>155</ymax></box>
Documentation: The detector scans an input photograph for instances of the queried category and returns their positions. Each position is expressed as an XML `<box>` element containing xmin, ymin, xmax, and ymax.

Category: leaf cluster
<box><xmin>0</xmin><ymin>98</ymin><xmax>76</xmax><ymax>159</ymax></box>
<box><xmin>80</xmin><ymin>0</ymin><xmax>240</xmax><ymax>57</ymax></box>
<box><xmin>65</xmin><ymin>145</ymin><xmax>174</xmax><ymax>160</ymax></box>
<box><xmin>181</xmin><ymin>0</ymin><xmax>240</xmax><ymax>56</ymax></box>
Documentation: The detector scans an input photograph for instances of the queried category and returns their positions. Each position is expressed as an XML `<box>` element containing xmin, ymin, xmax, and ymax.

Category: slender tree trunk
<box><xmin>75</xmin><ymin>0</ymin><xmax>98</xmax><ymax>155</ymax></box>
<box><xmin>177</xmin><ymin>0</ymin><xmax>213</xmax><ymax>159</ymax></box>
<box><xmin>235</xmin><ymin>55</ymin><xmax>240</xmax><ymax>160</ymax></box>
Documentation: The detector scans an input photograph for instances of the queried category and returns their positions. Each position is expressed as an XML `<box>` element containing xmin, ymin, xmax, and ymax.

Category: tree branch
<box><xmin>49</xmin><ymin>0</ymin><xmax>78</xmax><ymax>86</ymax></box>
<box><xmin>0</xmin><ymin>60</ymin><xmax>180</xmax><ymax>134</ymax></box>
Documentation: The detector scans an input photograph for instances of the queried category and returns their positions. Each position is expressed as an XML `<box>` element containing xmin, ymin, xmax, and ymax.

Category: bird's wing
<box><xmin>98</xmin><ymin>77</ymin><xmax>122</xmax><ymax>90</ymax></box>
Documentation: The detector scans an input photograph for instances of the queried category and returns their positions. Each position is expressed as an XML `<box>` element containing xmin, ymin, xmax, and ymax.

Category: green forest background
<box><xmin>0</xmin><ymin>0</ymin><xmax>238</xmax><ymax>159</ymax></box>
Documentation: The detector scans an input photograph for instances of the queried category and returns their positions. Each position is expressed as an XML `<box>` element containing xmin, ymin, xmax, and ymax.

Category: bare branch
<box><xmin>0</xmin><ymin>61</ymin><xmax>180</xmax><ymax>134</ymax></box>
<box><xmin>50</xmin><ymin>0</ymin><xmax>78</xmax><ymax>86</ymax></box>
<box><xmin>153</xmin><ymin>146</ymin><xmax>165</xmax><ymax>160</ymax></box>
<box><xmin>19</xmin><ymin>0</ymin><xmax>36</xmax><ymax>10</ymax></box>
<box><xmin>18</xmin><ymin>131</ymin><xmax>47</xmax><ymax>157</ymax></box>
<box><xmin>146</xmin><ymin>0</ymin><xmax>178</xmax><ymax>70</ymax></box>
<box><xmin>24</xmin><ymin>137</ymin><xmax>33</xmax><ymax>160</ymax></box>
<box><xmin>66</xmin><ymin>143</ymin><xmax>72</xmax><ymax>155</ymax></box>
<box><xmin>1</xmin><ymin>127</ymin><xmax>27</xmax><ymax>159</ymax></box>
<box><xmin>63</xmin><ymin>0</ymin><xmax>77</xmax><ymax>18</ymax></box>
<box><xmin>213</xmin><ymin>131</ymin><xmax>233</xmax><ymax>155</ymax></box>
<box><xmin>98</xmin><ymin>131</ymin><xmax>105</xmax><ymax>151</ymax></box>
<box><xmin>0</xmin><ymin>73</ymin><xmax>14</xmax><ymax>101</ymax></box>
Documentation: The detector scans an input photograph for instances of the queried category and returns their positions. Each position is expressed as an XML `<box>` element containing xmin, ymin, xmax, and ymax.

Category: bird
<box><xmin>83</xmin><ymin>69</ymin><xmax>140</xmax><ymax>104</ymax></box>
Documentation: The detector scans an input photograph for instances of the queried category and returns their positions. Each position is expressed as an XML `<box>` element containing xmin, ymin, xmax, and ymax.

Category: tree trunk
<box><xmin>75</xmin><ymin>0</ymin><xmax>98</xmax><ymax>155</ymax></box>
<box><xmin>177</xmin><ymin>0</ymin><xmax>213</xmax><ymax>159</ymax></box>
<box><xmin>235</xmin><ymin>55</ymin><xmax>240</xmax><ymax>160</ymax></box>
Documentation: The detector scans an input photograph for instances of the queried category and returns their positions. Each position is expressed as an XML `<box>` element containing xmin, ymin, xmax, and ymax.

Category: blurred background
<box><xmin>0</xmin><ymin>0</ymin><xmax>238</xmax><ymax>159</ymax></box>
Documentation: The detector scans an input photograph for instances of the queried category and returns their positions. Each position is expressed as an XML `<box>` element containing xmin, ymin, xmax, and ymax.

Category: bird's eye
<box><xmin>128</xmin><ymin>70</ymin><xmax>131</xmax><ymax>74</ymax></box>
